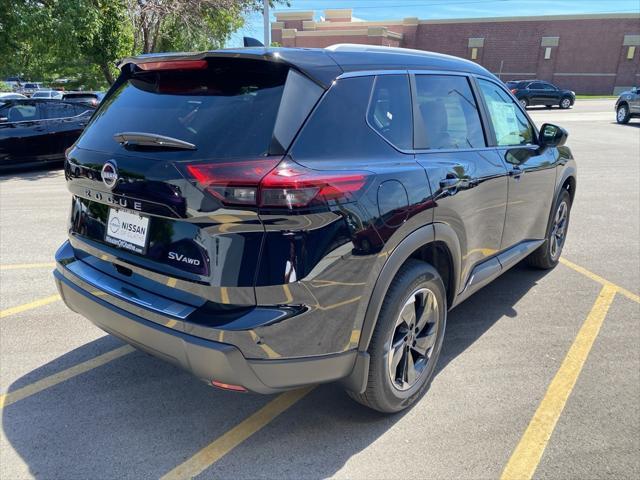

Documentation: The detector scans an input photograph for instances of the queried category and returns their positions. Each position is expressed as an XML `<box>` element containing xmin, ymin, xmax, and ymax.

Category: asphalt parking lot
<box><xmin>1</xmin><ymin>99</ymin><xmax>638</xmax><ymax>479</ymax></box>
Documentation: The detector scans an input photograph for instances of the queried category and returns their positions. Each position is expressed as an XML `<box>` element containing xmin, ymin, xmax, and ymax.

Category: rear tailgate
<box><xmin>65</xmin><ymin>55</ymin><xmax>324</xmax><ymax>308</ymax></box>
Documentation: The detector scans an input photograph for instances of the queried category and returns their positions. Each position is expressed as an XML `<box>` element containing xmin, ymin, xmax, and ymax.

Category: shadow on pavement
<box><xmin>0</xmin><ymin>163</ymin><xmax>63</xmax><ymax>181</ymax></box>
<box><xmin>2</xmin><ymin>264</ymin><xmax>548</xmax><ymax>479</ymax></box>
<box><xmin>610</xmin><ymin>121</ymin><xmax>640</xmax><ymax>128</ymax></box>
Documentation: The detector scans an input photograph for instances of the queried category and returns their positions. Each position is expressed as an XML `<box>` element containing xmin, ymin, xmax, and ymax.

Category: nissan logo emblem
<box><xmin>101</xmin><ymin>161</ymin><xmax>118</xmax><ymax>190</ymax></box>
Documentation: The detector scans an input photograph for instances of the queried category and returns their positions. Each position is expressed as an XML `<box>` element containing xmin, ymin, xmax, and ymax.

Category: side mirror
<box><xmin>539</xmin><ymin>123</ymin><xmax>568</xmax><ymax>148</ymax></box>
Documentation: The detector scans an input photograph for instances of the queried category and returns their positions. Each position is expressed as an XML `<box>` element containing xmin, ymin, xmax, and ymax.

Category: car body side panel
<box><xmin>0</xmin><ymin>106</ymin><xmax>51</xmax><ymax>165</ymax></box>
<box><xmin>417</xmin><ymin>149</ymin><xmax>509</xmax><ymax>293</ymax></box>
<box><xmin>251</xmin><ymin>74</ymin><xmax>434</xmax><ymax>358</ymax></box>
<box><xmin>499</xmin><ymin>145</ymin><xmax>558</xmax><ymax>249</ymax></box>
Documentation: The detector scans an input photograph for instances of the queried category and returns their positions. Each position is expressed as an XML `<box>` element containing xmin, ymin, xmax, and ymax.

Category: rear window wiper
<box><xmin>113</xmin><ymin>132</ymin><xmax>197</xmax><ymax>150</ymax></box>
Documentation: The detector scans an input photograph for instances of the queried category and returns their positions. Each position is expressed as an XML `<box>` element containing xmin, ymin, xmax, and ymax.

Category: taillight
<box><xmin>185</xmin><ymin>159</ymin><xmax>370</xmax><ymax>209</ymax></box>
<box><xmin>137</xmin><ymin>59</ymin><xmax>208</xmax><ymax>71</ymax></box>
<box><xmin>510</xmin><ymin>88</ymin><xmax>518</xmax><ymax>94</ymax></box>
<box><xmin>261</xmin><ymin>162</ymin><xmax>367</xmax><ymax>208</ymax></box>
<box><xmin>186</xmin><ymin>159</ymin><xmax>279</xmax><ymax>206</ymax></box>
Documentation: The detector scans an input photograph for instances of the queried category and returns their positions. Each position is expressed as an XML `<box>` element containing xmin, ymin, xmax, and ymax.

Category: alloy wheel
<box><xmin>561</xmin><ymin>98</ymin><xmax>571</xmax><ymax>109</ymax></box>
<box><xmin>387</xmin><ymin>288</ymin><xmax>439</xmax><ymax>391</ymax></box>
<box><xmin>617</xmin><ymin>106</ymin><xmax>627</xmax><ymax>122</ymax></box>
<box><xmin>549</xmin><ymin>200</ymin><xmax>568</xmax><ymax>260</ymax></box>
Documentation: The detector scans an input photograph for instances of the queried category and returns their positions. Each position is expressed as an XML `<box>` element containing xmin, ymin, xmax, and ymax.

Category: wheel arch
<box><xmin>341</xmin><ymin>222</ymin><xmax>461</xmax><ymax>393</ymax></box>
<box><xmin>557</xmin><ymin>163</ymin><xmax>577</xmax><ymax>206</ymax></box>
<box><xmin>562</xmin><ymin>174</ymin><xmax>576</xmax><ymax>205</ymax></box>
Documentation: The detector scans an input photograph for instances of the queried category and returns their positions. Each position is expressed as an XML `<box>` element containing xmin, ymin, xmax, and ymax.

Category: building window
<box><xmin>628</xmin><ymin>46</ymin><xmax>636</xmax><ymax>60</ymax></box>
<box><xmin>544</xmin><ymin>47</ymin><xmax>552</xmax><ymax>60</ymax></box>
<box><xmin>471</xmin><ymin>47</ymin><xmax>478</xmax><ymax>60</ymax></box>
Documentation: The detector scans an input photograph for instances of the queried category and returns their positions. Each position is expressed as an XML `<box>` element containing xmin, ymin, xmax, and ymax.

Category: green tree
<box><xmin>0</xmin><ymin>0</ymin><xmax>287</xmax><ymax>87</ymax></box>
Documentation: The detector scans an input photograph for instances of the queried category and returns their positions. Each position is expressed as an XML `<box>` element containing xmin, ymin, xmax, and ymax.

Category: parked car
<box><xmin>19</xmin><ymin>82</ymin><xmax>43</xmax><ymax>96</ymax></box>
<box><xmin>0</xmin><ymin>99</ymin><xmax>94</xmax><ymax>171</ymax></box>
<box><xmin>3</xmin><ymin>77</ymin><xmax>24</xmax><ymax>91</ymax></box>
<box><xmin>55</xmin><ymin>46</ymin><xmax>576</xmax><ymax>412</ymax></box>
<box><xmin>62</xmin><ymin>91</ymin><xmax>105</xmax><ymax>107</ymax></box>
<box><xmin>506</xmin><ymin>80</ymin><xmax>575</xmax><ymax>109</ymax></box>
<box><xmin>0</xmin><ymin>92</ymin><xmax>27</xmax><ymax>100</ymax></box>
<box><xmin>31</xmin><ymin>89</ymin><xmax>63</xmax><ymax>99</ymax></box>
<box><xmin>615</xmin><ymin>86</ymin><xmax>640</xmax><ymax>124</ymax></box>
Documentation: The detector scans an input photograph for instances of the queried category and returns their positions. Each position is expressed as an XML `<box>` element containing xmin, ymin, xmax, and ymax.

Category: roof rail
<box><xmin>325</xmin><ymin>43</ymin><xmax>434</xmax><ymax>57</ymax></box>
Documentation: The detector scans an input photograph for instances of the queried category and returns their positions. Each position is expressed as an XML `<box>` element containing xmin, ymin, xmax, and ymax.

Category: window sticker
<box><xmin>489</xmin><ymin>101</ymin><xmax>519</xmax><ymax>144</ymax></box>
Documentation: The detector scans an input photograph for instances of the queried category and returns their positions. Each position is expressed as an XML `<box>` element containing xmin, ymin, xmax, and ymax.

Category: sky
<box><xmin>228</xmin><ymin>0</ymin><xmax>640</xmax><ymax>47</ymax></box>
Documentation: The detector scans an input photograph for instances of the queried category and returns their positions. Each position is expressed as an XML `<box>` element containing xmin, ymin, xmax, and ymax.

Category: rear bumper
<box><xmin>54</xmin><ymin>243</ymin><xmax>356</xmax><ymax>394</ymax></box>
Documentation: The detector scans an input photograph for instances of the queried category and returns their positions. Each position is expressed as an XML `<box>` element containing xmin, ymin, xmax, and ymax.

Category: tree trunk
<box><xmin>142</xmin><ymin>25</ymin><xmax>151</xmax><ymax>53</ymax></box>
<box><xmin>100</xmin><ymin>63</ymin><xmax>115</xmax><ymax>85</ymax></box>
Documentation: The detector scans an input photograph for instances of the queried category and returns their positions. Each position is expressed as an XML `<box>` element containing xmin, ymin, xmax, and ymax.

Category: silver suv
<box><xmin>615</xmin><ymin>86</ymin><xmax>640</xmax><ymax>124</ymax></box>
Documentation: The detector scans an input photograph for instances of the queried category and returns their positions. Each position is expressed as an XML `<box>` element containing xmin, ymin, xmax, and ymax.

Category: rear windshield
<box><xmin>77</xmin><ymin>58</ymin><xmax>289</xmax><ymax>159</ymax></box>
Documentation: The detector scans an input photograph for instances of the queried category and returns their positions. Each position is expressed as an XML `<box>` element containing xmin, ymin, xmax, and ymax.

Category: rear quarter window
<box><xmin>366</xmin><ymin>75</ymin><xmax>412</xmax><ymax>150</ymax></box>
<box><xmin>292</xmin><ymin>76</ymin><xmax>405</xmax><ymax>161</ymax></box>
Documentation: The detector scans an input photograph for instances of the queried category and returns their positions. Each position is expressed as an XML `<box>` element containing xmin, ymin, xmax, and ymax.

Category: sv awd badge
<box><xmin>168</xmin><ymin>252</ymin><xmax>201</xmax><ymax>266</ymax></box>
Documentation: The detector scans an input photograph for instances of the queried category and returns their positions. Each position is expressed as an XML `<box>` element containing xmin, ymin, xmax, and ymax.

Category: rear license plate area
<box><xmin>104</xmin><ymin>208</ymin><xmax>150</xmax><ymax>254</ymax></box>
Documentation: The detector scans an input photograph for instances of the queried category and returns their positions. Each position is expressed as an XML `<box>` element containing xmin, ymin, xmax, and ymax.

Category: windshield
<box><xmin>77</xmin><ymin>58</ymin><xmax>289</xmax><ymax>160</ymax></box>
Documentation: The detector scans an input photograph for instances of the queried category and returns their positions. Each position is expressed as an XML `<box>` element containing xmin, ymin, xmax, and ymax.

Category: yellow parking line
<box><xmin>220</xmin><ymin>287</ymin><xmax>230</xmax><ymax>304</ymax></box>
<box><xmin>161</xmin><ymin>387</ymin><xmax>314</xmax><ymax>480</ymax></box>
<box><xmin>560</xmin><ymin>257</ymin><xmax>639</xmax><ymax>304</ymax></box>
<box><xmin>500</xmin><ymin>284</ymin><xmax>617</xmax><ymax>480</ymax></box>
<box><xmin>0</xmin><ymin>345</ymin><xmax>135</xmax><ymax>409</ymax></box>
<box><xmin>282</xmin><ymin>284</ymin><xmax>293</xmax><ymax>303</ymax></box>
<box><xmin>0</xmin><ymin>294</ymin><xmax>61</xmax><ymax>318</ymax></box>
<box><xmin>0</xmin><ymin>262</ymin><xmax>56</xmax><ymax>271</ymax></box>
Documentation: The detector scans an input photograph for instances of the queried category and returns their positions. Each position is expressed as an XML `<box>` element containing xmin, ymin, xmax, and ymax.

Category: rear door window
<box><xmin>77</xmin><ymin>58</ymin><xmax>289</xmax><ymax>159</ymax></box>
<box><xmin>414</xmin><ymin>74</ymin><xmax>486</xmax><ymax>150</ymax></box>
<box><xmin>42</xmin><ymin>102</ymin><xmax>77</xmax><ymax>119</ymax></box>
<box><xmin>4</xmin><ymin>103</ymin><xmax>40</xmax><ymax>122</ymax></box>
<box><xmin>367</xmin><ymin>75</ymin><xmax>413</xmax><ymax>150</ymax></box>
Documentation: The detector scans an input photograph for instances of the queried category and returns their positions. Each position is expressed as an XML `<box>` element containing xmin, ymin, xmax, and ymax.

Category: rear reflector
<box><xmin>137</xmin><ymin>59</ymin><xmax>208</xmax><ymax>71</ymax></box>
<box><xmin>211</xmin><ymin>380</ymin><xmax>248</xmax><ymax>392</ymax></box>
<box><xmin>185</xmin><ymin>159</ymin><xmax>370</xmax><ymax>208</ymax></box>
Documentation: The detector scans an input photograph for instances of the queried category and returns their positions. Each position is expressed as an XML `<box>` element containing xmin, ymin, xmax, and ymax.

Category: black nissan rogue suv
<box><xmin>55</xmin><ymin>45</ymin><xmax>576</xmax><ymax>412</ymax></box>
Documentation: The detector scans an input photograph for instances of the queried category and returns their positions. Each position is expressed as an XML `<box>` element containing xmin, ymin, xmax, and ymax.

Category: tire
<box><xmin>559</xmin><ymin>97</ymin><xmax>572</xmax><ymax>109</ymax></box>
<box><xmin>519</xmin><ymin>98</ymin><xmax>529</xmax><ymax>109</ymax></box>
<box><xmin>526</xmin><ymin>190</ymin><xmax>571</xmax><ymax>269</ymax></box>
<box><xmin>616</xmin><ymin>104</ymin><xmax>630</xmax><ymax>124</ymax></box>
<box><xmin>347</xmin><ymin>259</ymin><xmax>447</xmax><ymax>413</ymax></box>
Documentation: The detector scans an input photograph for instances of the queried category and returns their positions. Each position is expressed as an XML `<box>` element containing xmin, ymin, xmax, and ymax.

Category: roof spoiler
<box><xmin>119</xmin><ymin>50</ymin><xmax>342</xmax><ymax>89</ymax></box>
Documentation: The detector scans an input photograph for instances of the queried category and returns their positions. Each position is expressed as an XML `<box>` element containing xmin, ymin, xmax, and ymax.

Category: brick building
<box><xmin>271</xmin><ymin>9</ymin><xmax>640</xmax><ymax>94</ymax></box>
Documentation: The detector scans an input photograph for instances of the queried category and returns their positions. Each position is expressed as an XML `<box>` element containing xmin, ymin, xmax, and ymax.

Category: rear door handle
<box><xmin>439</xmin><ymin>177</ymin><xmax>460</xmax><ymax>189</ymax></box>
<box><xmin>439</xmin><ymin>177</ymin><xmax>478</xmax><ymax>190</ymax></box>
